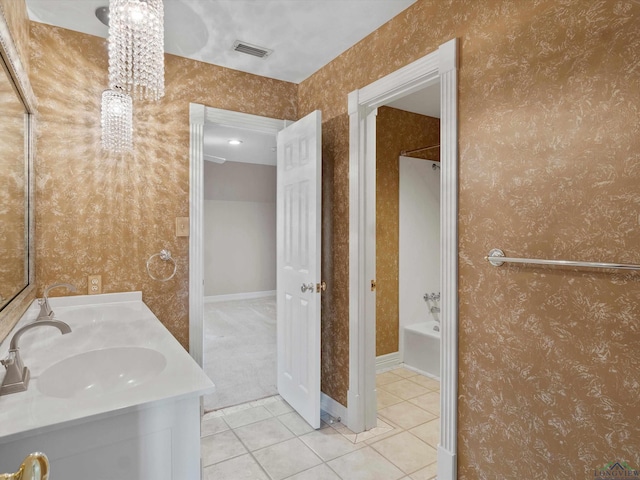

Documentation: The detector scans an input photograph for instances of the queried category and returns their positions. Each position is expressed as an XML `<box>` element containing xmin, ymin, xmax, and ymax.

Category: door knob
<box><xmin>301</xmin><ymin>283</ymin><xmax>314</xmax><ymax>293</ymax></box>
<box><xmin>316</xmin><ymin>281</ymin><xmax>326</xmax><ymax>293</ymax></box>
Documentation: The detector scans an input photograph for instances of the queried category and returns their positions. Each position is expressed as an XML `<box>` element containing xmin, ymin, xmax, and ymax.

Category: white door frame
<box><xmin>188</xmin><ymin>103</ymin><xmax>290</xmax><ymax>367</ymax></box>
<box><xmin>347</xmin><ymin>38</ymin><xmax>459</xmax><ymax>479</ymax></box>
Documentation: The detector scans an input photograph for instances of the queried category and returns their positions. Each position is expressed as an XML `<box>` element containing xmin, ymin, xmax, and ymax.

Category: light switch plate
<box><xmin>176</xmin><ymin>217</ymin><xmax>189</xmax><ymax>237</ymax></box>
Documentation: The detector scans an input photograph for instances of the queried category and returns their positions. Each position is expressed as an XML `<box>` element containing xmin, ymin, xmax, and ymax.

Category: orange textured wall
<box><xmin>29</xmin><ymin>23</ymin><xmax>297</xmax><ymax>349</ymax></box>
<box><xmin>376</xmin><ymin>107</ymin><xmax>440</xmax><ymax>356</ymax></box>
<box><xmin>299</xmin><ymin>0</ymin><xmax>640</xmax><ymax>477</ymax></box>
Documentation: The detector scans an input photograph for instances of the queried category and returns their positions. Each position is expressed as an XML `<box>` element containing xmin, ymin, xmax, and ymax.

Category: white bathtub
<box><xmin>403</xmin><ymin>321</ymin><xmax>440</xmax><ymax>379</ymax></box>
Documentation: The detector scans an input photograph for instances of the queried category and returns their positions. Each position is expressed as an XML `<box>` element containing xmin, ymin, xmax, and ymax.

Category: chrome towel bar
<box><xmin>485</xmin><ymin>249</ymin><xmax>640</xmax><ymax>271</ymax></box>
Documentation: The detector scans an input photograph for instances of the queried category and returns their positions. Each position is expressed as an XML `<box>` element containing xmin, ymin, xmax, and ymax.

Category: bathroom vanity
<box><xmin>0</xmin><ymin>292</ymin><xmax>214</xmax><ymax>479</ymax></box>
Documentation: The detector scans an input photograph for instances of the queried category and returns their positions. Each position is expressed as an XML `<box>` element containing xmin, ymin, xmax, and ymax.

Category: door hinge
<box><xmin>371</xmin><ymin>279</ymin><xmax>376</xmax><ymax>291</ymax></box>
<box><xmin>316</xmin><ymin>281</ymin><xmax>326</xmax><ymax>293</ymax></box>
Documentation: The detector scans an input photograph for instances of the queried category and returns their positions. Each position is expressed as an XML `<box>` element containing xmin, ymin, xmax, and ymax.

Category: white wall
<box><xmin>399</xmin><ymin>156</ymin><xmax>440</xmax><ymax>357</ymax></box>
<box><xmin>204</xmin><ymin>161</ymin><xmax>276</xmax><ymax>297</ymax></box>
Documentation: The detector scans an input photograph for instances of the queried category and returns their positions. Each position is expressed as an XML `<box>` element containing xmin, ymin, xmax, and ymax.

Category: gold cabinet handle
<box><xmin>1</xmin><ymin>452</ymin><xmax>50</xmax><ymax>480</ymax></box>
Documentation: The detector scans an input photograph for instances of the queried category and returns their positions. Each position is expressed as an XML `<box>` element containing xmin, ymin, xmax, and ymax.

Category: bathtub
<box><xmin>403</xmin><ymin>320</ymin><xmax>440</xmax><ymax>379</ymax></box>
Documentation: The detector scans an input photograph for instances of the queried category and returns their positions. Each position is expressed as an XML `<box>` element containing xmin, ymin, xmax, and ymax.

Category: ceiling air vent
<box><xmin>232</xmin><ymin>40</ymin><xmax>273</xmax><ymax>59</ymax></box>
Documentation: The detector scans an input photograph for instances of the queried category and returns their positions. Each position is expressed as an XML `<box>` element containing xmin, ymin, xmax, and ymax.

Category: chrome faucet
<box><xmin>37</xmin><ymin>283</ymin><xmax>76</xmax><ymax>320</ymax></box>
<box><xmin>0</xmin><ymin>319</ymin><xmax>72</xmax><ymax>396</ymax></box>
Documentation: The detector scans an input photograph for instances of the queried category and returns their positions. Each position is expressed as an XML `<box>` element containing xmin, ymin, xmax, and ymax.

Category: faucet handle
<box><xmin>1</xmin><ymin>354</ymin><xmax>14</xmax><ymax>368</ymax></box>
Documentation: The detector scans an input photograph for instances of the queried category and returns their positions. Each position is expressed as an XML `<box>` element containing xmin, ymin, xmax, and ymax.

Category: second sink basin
<box><xmin>37</xmin><ymin>347</ymin><xmax>167</xmax><ymax>399</ymax></box>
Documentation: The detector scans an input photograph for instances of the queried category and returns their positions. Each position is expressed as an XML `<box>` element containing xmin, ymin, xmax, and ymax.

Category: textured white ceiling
<box><xmin>25</xmin><ymin>0</ymin><xmax>438</xmax><ymax>164</ymax></box>
<box><xmin>26</xmin><ymin>0</ymin><xmax>417</xmax><ymax>83</ymax></box>
<box><xmin>204</xmin><ymin>124</ymin><xmax>277</xmax><ymax>166</ymax></box>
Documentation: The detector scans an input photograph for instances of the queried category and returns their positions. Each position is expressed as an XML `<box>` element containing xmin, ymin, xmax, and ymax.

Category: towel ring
<box><xmin>146</xmin><ymin>249</ymin><xmax>177</xmax><ymax>282</ymax></box>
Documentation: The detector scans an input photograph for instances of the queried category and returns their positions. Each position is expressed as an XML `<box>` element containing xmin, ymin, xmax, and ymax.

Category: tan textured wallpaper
<box><xmin>376</xmin><ymin>106</ymin><xmax>440</xmax><ymax>356</ymax></box>
<box><xmin>29</xmin><ymin>23</ymin><xmax>297</xmax><ymax>349</ymax></box>
<box><xmin>0</xmin><ymin>0</ymin><xmax>29</xmax><ymax>72</ymax></box>
<box><xmin>6</xmin><ymin>0</ymin><xmax>640</xmax><ymax>477</ymax></box>
<box><xmin>299</xmin><ymin>0</ymin><xmax>640</xmax><ymax>477</ymax></box>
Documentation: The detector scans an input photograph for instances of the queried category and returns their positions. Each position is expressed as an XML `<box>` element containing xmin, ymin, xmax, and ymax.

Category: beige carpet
<box><xmin>202</xmin><ymin>296</ymin><xmax>277</xmax><ymax>411</ymax></box>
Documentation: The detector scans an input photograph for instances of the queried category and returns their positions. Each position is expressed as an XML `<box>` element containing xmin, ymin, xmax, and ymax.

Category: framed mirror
<box><xmin>0</xmin><ymin>6</ymin><xmax>37</xmax><ymax>340</ymax></box>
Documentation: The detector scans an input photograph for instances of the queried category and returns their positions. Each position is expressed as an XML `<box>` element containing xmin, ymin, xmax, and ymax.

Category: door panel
<box><xmin>276</xmin><ymin>110</ymin><xmax>322</xmax><ymax>429</ymax></box>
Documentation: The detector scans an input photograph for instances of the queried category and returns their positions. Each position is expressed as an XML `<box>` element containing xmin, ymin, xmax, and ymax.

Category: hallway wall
<box><xmin>204</xmin><ymin>161</ymin><xmax>276</xmax><ymax>297</ymax></box>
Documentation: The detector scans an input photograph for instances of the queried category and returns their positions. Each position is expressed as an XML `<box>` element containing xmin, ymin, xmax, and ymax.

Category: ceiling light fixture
<box><xmin>101</xmin><ymin>88</ymin><xmax>133</xmax><ymax>153</ymax></box>
<box><xmin>228</xmin><ymin>139</ymin><xmax>243</xmax><ymax>145</ymax></box>
<box><xmin>108</xmin><ymin>0</ymin><xmax>165</xmax><ymax>101</ymax></box>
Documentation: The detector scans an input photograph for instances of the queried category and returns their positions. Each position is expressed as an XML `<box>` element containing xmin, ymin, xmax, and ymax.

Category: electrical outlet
<box><xmin>88</xmin><ymin>275</ymin><xmax>102</xmax><ymax>295</ymax></box>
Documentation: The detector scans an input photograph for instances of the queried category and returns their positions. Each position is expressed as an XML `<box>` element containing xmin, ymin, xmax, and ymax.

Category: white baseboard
<box><xmin>321</xmin><ymin>393</ymin><xmax>348</xmax><ymax>425</ymax></box>
<box><xmin>403</xmin><ymin>363</ymin><xmax>440</xmax><ymax>381</ymax></box>
<box><xmin>376</xmin><ymin>352</ymin><xmax>401</xmax><ymax>372</ymax></box>
<box><xmin>204</xmin><ymin>290</ymin><xmax>276</xmax><ymax>303</ymax></box>
<box><xmin>438</xmin><ymin>446</ymin><xmax>456</xmax><ymax>479</ymax></box>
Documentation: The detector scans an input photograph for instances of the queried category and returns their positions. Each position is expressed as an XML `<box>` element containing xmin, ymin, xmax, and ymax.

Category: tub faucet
<box><xmin>0</xmin><ymin>319</ymin><xmax>72</xmax><ymax>396</ymax></box>
<box><xmin>37</xmin><ymin>283</ymin><xmax>76</xmax><ymax>320</ymax></box>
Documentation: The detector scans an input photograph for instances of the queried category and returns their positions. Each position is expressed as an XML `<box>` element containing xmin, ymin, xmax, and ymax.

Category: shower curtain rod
<box><xmin>485</xmin><ymin>249</ymin><xmax>640</xmax><ymax>271</ymax></box>
<box><xmin>400</xmin><ymin>144</ymin><xmax>440</xmax><ymax>156</ymax></box>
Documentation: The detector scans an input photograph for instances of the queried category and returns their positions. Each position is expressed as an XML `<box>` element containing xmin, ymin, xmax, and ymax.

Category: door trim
<box><xmin>188</xmin><ymin>104</ymin><xmax>290</xmax><ymax>368</ymax></box>
<box><xmin>347</xmin><ymin>38</ymin><xmax>459</xmax><ymax>479</ymax></box>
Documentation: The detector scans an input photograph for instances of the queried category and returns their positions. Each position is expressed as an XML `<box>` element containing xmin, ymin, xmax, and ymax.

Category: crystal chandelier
<box><xmin>108</xmin><ymin>0</ymin><xmax>165</xmax><ymax>101</ymax></box>
<box><xmin>101</xmin><ymin>89</ymin><xmax>133</xmax><ymax>153</ymax></box>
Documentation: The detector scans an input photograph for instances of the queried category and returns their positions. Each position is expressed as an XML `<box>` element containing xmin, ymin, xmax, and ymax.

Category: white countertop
<box><xmin>0</xmin><ymin>292</ymin><xmax>214</xmax><ymax>443</ymax></box>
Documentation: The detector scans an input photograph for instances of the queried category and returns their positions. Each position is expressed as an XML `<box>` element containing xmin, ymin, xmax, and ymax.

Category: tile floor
<box><xmin>201</xmin><ymin>367</ymin><xmax>439</xmax><ymax>480</ymax></box>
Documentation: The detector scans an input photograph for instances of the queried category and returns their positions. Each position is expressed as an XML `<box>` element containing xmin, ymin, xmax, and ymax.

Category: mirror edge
<box><xmin>0</xmin><ymin>3</ymin><xmax>37</xmax><ymax>343</ymax></box>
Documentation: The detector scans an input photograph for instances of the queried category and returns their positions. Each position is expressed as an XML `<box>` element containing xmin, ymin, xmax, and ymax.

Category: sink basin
<box><xmin>37</xmin><ymin>347</ymin><xmax>166</xmax><ymax>399</ymax></box>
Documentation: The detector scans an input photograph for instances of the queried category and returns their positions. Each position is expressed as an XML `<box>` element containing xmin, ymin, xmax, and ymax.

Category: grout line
<box><xmin>201</xmin><ymin>372</ymin><xmax>440</xmax><ymax>479</ymax></box>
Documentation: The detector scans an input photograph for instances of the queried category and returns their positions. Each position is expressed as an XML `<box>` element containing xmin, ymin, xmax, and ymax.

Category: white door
<box><xmin>276</xmin><ymin>110</ymin><xmax>322</xmax><ymax>429</ymax></box>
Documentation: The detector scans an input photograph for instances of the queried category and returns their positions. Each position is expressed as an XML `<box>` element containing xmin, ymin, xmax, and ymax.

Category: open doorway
<box><xmin>201</xmin><ymin>123</ymin><xmax>278</xmax><ymax>411</ymax></box>
<box><xmin>347</xmin><ymin>39</ymin><xmax>458</xmax><ymax>480</ymax></box>
<box><xmin>189</xmin><ymin>106</ymin><xmax>324</xmax><ymax>428</ymax></box>
<box><xmin>188</xmin><ymin>105</ymin><xmax>289</xmax><ymax>412</ymax></box>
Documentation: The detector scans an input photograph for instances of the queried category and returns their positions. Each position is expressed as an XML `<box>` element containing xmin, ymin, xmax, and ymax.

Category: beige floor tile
<box><xmin>354</xmin><ymin>418</ymin><xmax>395</xmax><ymax>444</ymax></box>
<box><xmin>408</xmin><ymin>391</ymin><xmax>440</xmax><ymax>415</ymax></box>
<box><xmin>221</xmin><ymin>402</ymin><xmax>253</xmax><ymax>415</ymax></box>
<box><xmin>408</xmin><ymin>419</ymin><xmax>439</xmax><ymax>448</ymax></box>
<box><xmin>327</xmin><ymin>446</ymin><xmax>405</xmax><ymax>480</ymax></box>
<box><xmin>201</xmin><ymin>415</ymin><xmax>230</xmax><ymax>437</ymax></box>
<box><xmin>391</xmin><ymin>367</ymin><xmax>419</xmax><ymax>378</ymax></box>
<box><xmin>285</xmin><ymin>464</ymin><xmax>342</xmax><ymax>479</ymax></box>
<box><xmin>377</xmin><ymin>389</ymin><xmax>404</xmax><ymax>410</ymax></box>
<box><xmin>203</xmin><ymin>453</ymin><xmax>269</xmax><ymax>480</ymax></box>
<box><xmin>300</xmin><ymin>427</ymin><xmax>364</xmax><ymax>461</ymax></box>
<box><xmin>253</xmin><ymin>438</ymin><xmax>322</xmax><ymax>480</ymax></box>
<box><xmin>406</xmin><ymin>375</ymin><xmax>440</xmax><ymax>391</ymax></box>
<box><xmin>278</xmin><ymin>411</ymin><xmax>316</xmax><ymax>436</ymax></box>
<box><xmin>264</xmin><ymin>397</ymin><xmax>295</xmax><ymax>416</ymax></box>
<box><xmin>234</xmin><ymin>417</ymin><xmax>295</xmax><ymax>451</ymax></box>
<box><xmin>376</xmin><ymin>371</ymin><xmax>404</xmax><ymax>386</ymax></box>
<box><xmin>379</xmin><ymin>379</ymin><xmax>430</xmax><ymax>400</ymax></box>
<box><xmin>370</xmin><ymin>431</ymin><xmax>436</xmax><ymax>474</ymax></box>
<box><xmin>378</xmin><ymin>402</ymin><xmax>436</xmax><ymax>430</ymax></box>
<box><xmin>201</xmin><ymin>430</ymin><xmax>247</xmax><ymax>466</ymax></box>
<box><xmin>410</xmin><ymin>462</ymin><xmax>438</xmax><ymax>480</ymax></box>
<box><xmin>223</xmin><ymin>405</ymin><xmax>273</xmax><ymax>429</ymax></box>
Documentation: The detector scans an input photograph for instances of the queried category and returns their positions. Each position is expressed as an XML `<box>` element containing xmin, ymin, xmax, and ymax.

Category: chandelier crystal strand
<box><xmin>101</xmin><ymin>89</ymin><xmax>133</xmax><ymax>153</ymax></box>
<box><xmin>108</xmin><ymin>0</ymin><xmax>165</xmax><ymax>101</ymax></box>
